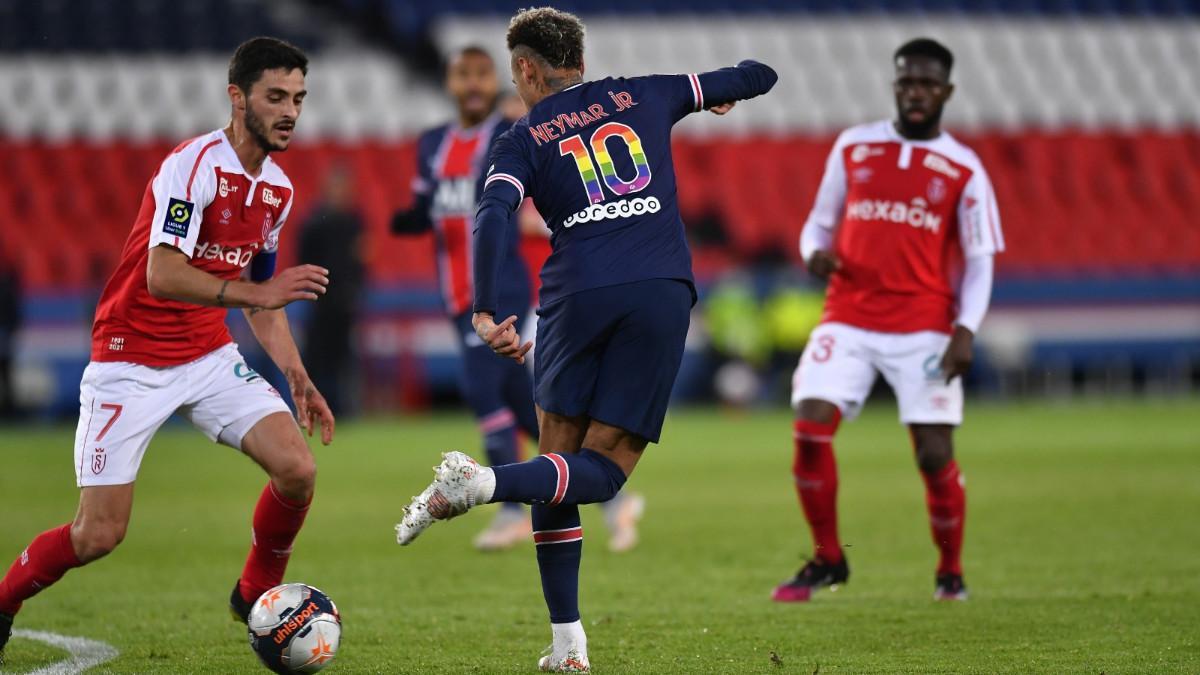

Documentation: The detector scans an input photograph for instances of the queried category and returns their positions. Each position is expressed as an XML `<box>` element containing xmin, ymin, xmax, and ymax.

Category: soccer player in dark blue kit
<box><xmin>396</xmin><ymin>8</ymin><xmax>776</xmax><ymax>671</ymax></box>
<box><xmin>392</xmin><ymin>45</ymin><xmax>645</xmax><ymax>552</ymax></box>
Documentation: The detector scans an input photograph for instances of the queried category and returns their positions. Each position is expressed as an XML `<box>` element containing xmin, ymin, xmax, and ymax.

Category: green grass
<box><xmin>1</xmin><ymin>398</ymin><xmax>1198</xmax><ymax>673</ymax></box>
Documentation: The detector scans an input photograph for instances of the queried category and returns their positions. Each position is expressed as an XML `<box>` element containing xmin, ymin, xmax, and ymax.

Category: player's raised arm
<box><xmin>692</xmin><ymin>60</ymin><xmax>779</xmax><ymax>115</ymax></box>
<box><xmin>470</xmin><ymin>131</ymin><xmax>533</xmax><ymax>363</ymax></box>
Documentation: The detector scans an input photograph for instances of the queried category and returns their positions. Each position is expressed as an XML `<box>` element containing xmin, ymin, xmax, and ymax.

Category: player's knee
<box><xmin>912</xmin><ymin>428</ymin><xmax>953</xmax><ymax>475</ymax></box>
<box><xmin>272</xmin><ymin>452</ymin><xmax>317</xmax><ymax>502</ymax></box>
<box><xmin>797</xmin><ymin>399</ymin><xmax>840</xmax><ymax>425</ymax></box>
<box><xmin>71</xmin><ymin>519</ymin><xmax>127</xmax><ymax>562</ymax></box>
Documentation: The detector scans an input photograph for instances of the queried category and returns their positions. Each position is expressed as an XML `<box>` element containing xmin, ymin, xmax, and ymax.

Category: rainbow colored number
<box><xmin>559</xmin><ymin>122</ymin><xmax>652</xmax><ymax>205</ymax></box>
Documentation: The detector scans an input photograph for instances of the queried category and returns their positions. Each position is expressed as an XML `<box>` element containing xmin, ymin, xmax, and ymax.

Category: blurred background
<box><xmin>1</xmin><ymin>0</ymin><xmax>1198</xmax><ymax>420</ymax></box>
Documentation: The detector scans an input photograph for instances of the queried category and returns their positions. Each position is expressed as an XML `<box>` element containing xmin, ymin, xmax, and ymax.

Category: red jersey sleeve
<box><xmin>146</xmin><ymin>138</ymin><xmax>220</xmax><ymax>258</ymax></box>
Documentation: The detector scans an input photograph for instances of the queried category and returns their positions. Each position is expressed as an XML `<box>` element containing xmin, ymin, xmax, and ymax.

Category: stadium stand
<box><xmin>1</xmin><ymin>1</ymin><xmax>1197</xmax><ymax>413</ymax></box>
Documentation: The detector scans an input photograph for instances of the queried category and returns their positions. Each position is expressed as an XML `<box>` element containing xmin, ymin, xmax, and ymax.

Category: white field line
<box><xmin>11</xmin><ymin>629</ymin><xmax>119</xmax><ymax>675</ymax></box>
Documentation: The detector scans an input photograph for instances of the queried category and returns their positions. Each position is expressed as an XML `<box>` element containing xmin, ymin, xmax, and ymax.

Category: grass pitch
<box><xmin>1</xmin><ymin>398</ymin><xmax>1198</xmax><ymax>673</ymax></box>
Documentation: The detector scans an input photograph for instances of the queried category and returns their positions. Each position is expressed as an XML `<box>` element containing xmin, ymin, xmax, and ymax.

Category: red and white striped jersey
<box><xmin>805</xmin><ymin>120</ymin><xmax>1004</xmax><ymax>334</ymax></box>
<box><xmin>91</xmin><ymin>129</ymin><xmax>293</xmax><ymax>366</ymax></box>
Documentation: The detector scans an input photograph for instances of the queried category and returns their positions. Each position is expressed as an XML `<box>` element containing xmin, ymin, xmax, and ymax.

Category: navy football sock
<box><xmin>532</xmin><ymin>504</ymin><xmax>583</xmax><ymax>623</ymax></box>
<box><xmin>480</xmin><ymin>413</ymin><xmax>525</xmax><ymax>511</ymax></box>
<box><xmin>490</xmin><ymin>449</ymin><xmax>627</xmax><ymax>506</ymax></box>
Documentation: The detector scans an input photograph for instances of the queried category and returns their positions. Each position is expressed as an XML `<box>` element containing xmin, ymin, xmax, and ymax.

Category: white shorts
<box><xmin>73</xmin><ymin>343</ymin><xmax>292</xmax><ymax>487</ymax></box>
<box><xmin>791</xmin><ymin>322</ymin><xmax>963</xmax><ymax>425</ymax></box>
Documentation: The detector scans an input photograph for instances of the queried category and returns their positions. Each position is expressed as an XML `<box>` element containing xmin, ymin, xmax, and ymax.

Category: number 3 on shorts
<box><xmin>811</xmin><ymin>334</ymin><xmax>836</xmax><ymax>363</ymax></box>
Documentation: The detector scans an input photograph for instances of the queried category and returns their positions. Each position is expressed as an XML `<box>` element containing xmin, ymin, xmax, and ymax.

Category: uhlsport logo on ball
<box><xmin>248</xmin><ymin>583</ymin><xmax>341</xmax><ymax>674</ymax></box>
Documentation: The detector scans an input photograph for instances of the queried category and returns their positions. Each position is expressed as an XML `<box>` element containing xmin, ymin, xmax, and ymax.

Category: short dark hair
<box><xmin>228</xmin><ymin>37</ymin><xmax>308</xmax><ymax>94</ymax></box>
<box><xmin>506</xmin><ymin>7</ymin><xmax>585</xmax><ymax>70</ymax></box>
<box><xmin>455</xmin><ymin>44</ymin><xmax>494</xmax><ymax>62</ymax></box>
<box><xmin>894</xmin><ymin>38</ymin><xmax>953</xmax><ymax>75</ymax></box>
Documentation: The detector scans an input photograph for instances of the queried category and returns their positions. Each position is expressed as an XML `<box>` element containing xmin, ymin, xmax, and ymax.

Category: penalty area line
<box><xmin>11</xmin><ymin>629</ymin><xmax>119</xmax><ymax>675</ymax></box>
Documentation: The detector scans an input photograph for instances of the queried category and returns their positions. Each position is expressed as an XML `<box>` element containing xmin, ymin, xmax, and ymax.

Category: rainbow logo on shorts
<box><xmin>591</xmin><ymin>123</ymin><xmax>652</xmax><ymax>197</ymax></box>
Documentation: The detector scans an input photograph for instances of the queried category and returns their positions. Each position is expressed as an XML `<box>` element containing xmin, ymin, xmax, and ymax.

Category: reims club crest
<box><xmin>92</xmin><ymin>447</ymin><xmax>106</xmax><ymax>475</ymax></box>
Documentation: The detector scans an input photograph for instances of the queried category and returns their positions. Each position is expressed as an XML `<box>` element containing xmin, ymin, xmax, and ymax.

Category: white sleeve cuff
<box><xmin>956</xmin><ymin>254</ymin><xmax>994</xmax><ymax>333</ymax></box>
<box><xmin>800</xmin><ymin>222</ymin><xmax>835</xmax><ymax>264</ymax></box>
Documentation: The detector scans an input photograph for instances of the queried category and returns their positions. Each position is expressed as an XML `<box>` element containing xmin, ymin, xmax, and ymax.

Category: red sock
<box><xmin>793</xmin><ymin>412</ymin><xmax>843</xmax><ymax>563</ymax></box>
<box><xmin>0</xmin><ymin>524</ymin><xmax>82</xmax><ymax>615</ymax></box>
<box><xmin>922</xmin><ymin>461</ymin><xmax>966</xmax><ymax>576</ymax></box>
<box><xmin>238</xmin><ymin>482</ymin><xmax>311</xmax><ymax>603</ymax></box>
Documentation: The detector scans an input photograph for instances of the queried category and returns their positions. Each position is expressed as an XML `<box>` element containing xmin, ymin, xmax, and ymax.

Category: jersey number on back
<box><xmin>559</xmin><ymin>122</ymin><xmax>652</xmax><ymax>205</ymax></box>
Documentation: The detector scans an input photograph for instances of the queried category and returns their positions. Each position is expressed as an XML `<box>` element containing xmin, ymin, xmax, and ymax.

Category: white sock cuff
<box><xmin>476</xmin><ymin>466</ymin><xmax>497</xmax><ymax>504</ymax></box>
<box><xmin>551</xmin><ymin>620</ymin><xmax>586</xmax><ymax>650</ymax></box>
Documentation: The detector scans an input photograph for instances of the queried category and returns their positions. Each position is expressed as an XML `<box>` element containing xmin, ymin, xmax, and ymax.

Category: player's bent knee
<box><xmin>797</xmin><ymin>399</ymin><xmax>840</xmax><ymax>425</ymax></box>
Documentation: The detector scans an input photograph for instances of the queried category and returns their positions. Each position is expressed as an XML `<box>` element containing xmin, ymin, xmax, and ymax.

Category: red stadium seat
<box><xmin>6</xmin><ymin>131</ymin><xmax>1200</xmax><ymax>292</ymax></box>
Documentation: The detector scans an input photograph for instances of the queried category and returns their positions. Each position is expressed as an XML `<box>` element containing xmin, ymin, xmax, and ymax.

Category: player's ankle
<box><xmin>815</xmin><ymin>548</ymin><xmax>844</xmax><ymax>565</ymax></box>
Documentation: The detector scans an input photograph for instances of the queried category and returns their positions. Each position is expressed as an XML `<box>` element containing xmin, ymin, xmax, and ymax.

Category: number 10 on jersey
<box><xmin>559</xmin><ymin>122</ymin><xmax>652</xmax><ymax>205</ymax></box>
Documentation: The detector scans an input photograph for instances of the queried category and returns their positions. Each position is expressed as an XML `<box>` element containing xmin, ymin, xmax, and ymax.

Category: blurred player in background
<box><xmin>774</xmin><ymin>38</ymin><xmax>1004</xmax><ymax>604</ymax></box>
<box><xmin>300</xmin><ymin>164</ymin><xmax>365</xmax><ymax>416</ymax></box>
<box><xmin>0</xmin><ymin>37</ymin><xmax>335</xmax><ymax>656</ymax></box>
<box><xmin>395</xmin><ymin>8</ymin><xmax>777</xmax><ymax>671</ymax></box>
<box><xmin>391</xmin><ymin>45</ymin><xmax>644</xmax><ymax>553</ymax></box>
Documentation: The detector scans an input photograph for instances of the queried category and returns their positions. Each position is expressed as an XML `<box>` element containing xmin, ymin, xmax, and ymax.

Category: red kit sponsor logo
<box><xmin>218</xmin><ymin>175</ymin><xmax>239</xmax><ymax>198</ymax></box>
<box><xmin>845</xmin><ymin>197</ymin><xmax>943</xmax><ymax>233</ymax></box>
<box><xmin>194</xmin><ymin>241</ymin><xmax>261</xmax><ymax>267</ymax></box>
<box><xmin>851</xmin><ymin>144</ymin><xmax>885</xmax><ymax>163</ymax></box>
<box><xmin>922</xmin><ymin>152</ymin><xmax>962</xmax><ymax>180</ymax></box>
<box><xmin>261</xmin><ymin>187</ymin><xmax>283</xmax><ymax>208</ymax></box>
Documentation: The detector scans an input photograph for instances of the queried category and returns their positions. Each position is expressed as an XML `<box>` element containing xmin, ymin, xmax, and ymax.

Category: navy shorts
<box><xmin>454</xmin><ymin>312</ymin><xmax>539</xmax><ymax>437</ymax></box>
<box><xmin>534</xmin><ymin>278</ymin><xmax>692</xmax><ymax>443</ymax></box>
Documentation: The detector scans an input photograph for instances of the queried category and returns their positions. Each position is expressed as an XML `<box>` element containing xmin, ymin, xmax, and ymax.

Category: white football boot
<box><xmin>538</xmin><ymin>621</ymin><xmax>590</xmax><ymax>673</ymax></box>
<box><xmin>395</xmin><ymin>452</ymin><xmax>491</xmax><ymax>545</ymax></box>
<box><xmin>538</xmin><ymin>648</ymin><xmax>590</xmax><ymax>673</ymax></box>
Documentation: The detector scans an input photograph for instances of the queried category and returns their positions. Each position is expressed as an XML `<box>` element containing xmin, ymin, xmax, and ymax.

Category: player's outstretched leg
<box><xmin>774</xmin><ymin>400</ymin><xmax>849</xmax><ymax>602</ymax></box>
<box><xmin>395</xmin><ymin>447</ymin><xmax>627</xmax><ymax>545</ymax></box>
<box><xmin>0</xmin><ymin>483</ymin><xmax>133</xmax><ymax>650</ymax></box>
<box><xmin>532</xmin><ymin>503</ymin><xmax>589</xmax><ymax>672</ymax></box>
<box><xmin>230</xmin><ymin>412</ymin><xmax>316</xmax><ymax>622</ymax></box>
<box><xmin>911</xmin><ymin>425</ymin><xmax>967</xmax><ymax>601</ymax></box>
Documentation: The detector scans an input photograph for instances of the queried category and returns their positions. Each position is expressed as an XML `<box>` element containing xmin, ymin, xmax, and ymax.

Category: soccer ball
<box><xmin>248</xmin><ymin>583</ymin><xmax>342</xmax><ymax>674</ymax></box>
